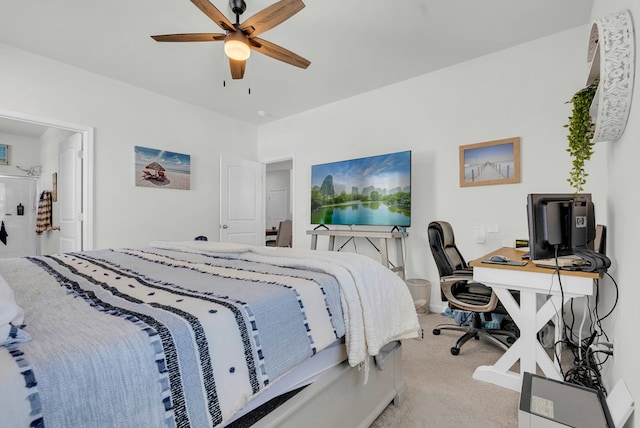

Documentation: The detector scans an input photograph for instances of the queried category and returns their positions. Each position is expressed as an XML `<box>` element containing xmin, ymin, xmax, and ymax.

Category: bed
<box><xmin>0</xmin><ymin>241</ymin><xmax>420</xmax><ymax>427</ymax></box>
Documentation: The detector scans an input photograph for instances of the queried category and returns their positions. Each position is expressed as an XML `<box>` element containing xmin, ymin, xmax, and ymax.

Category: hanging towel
<box><xmin>36</xmin><ymin>191</ymin><xmax>53</xmax><ymax>234</ymax></box>
<box><xmin>0</xmin><ymin>221</ymin><xmax>7</xmax><ymax>245</ymax></box>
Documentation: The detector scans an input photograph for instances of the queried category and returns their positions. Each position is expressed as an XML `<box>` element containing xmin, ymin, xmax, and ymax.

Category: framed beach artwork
<box><xmin>134</xmin><ymin>145</ymin><xmax>191</xmax><ymax>190</ymax></box>
<box><xmin>459</xmin><ymin>137</ymin><xmax>520</xmax><ymax>187</ymax></box>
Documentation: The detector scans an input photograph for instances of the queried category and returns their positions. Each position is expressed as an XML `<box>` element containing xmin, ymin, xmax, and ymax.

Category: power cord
<box><xmin>563</xmin><ymin>329</ymin><xmax>609</xmax><ymax>395</ymax></box>
<box><xmin>560</xmin><ymin>276</ymin><xmax>618</xmax><ymax>396</ymax></box>
<box><xmin>547</xmin><ymin>246</ymin><xmax>619</xmax><ymax>396</ymax></box>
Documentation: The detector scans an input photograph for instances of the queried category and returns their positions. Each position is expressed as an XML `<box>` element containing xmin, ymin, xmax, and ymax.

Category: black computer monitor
<box><xmin>526</xmin><ymin>193</ymin><xmax>595</xmax><ymax>261</ymax></box>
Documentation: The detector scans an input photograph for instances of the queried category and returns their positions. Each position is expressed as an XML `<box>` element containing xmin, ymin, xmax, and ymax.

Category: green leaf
<box><xmin>565</xmin><ymin>79</ymin><xmax>598</xmax><ymax>193</ymax></box>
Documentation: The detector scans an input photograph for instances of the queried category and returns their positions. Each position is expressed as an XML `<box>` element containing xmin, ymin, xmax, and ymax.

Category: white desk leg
<box><xmin>473</xmin><ymin>287</ymin><xmax>565</xmax><ymax>391</ymax></box>
<box><xmin>516</xmin><ymin>290</ymin><xmax>539</xmax><ymax>375</ymax></box>
<box><xmin>328</xmin><ymin>236</ymin><xmax>335</xmax><ymax>251</ymax></box>
<box><xmin>473</xmin><ymin>287</ymin><xmax>523</xmax><ymax>391</ymax></box>
<box><xmin>310</xmin><ymin>234</ymin><xmax>318</xmax><ymax>250</ymax></box>
<box><xmin>534</xmin><ymin>295</ymin><xmax>564</xmax><ymax>380</ymax></box>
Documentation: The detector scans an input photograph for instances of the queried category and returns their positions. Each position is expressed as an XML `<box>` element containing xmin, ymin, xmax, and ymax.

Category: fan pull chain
<box><xmin>222</xmin><ymin>48</ymin><xmax>228</xmax><ymax>87</ymax></box>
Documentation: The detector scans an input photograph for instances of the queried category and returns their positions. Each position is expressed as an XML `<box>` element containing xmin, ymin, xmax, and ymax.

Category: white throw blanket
<box><xmin>149</xmin><ymin>241</ymin><xmax>421</xmax><ymax>369</ymax></box>
<box><xmin>0</xmin><ymin>274</ymin><xmax>28</xmax><ymax>346</ymax></box>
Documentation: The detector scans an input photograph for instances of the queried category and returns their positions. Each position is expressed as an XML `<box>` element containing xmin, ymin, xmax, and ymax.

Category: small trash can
<box><xmin>406</xmin><ymin>278</ymin><xmax>431</xmax><ymax>314</ymax></box>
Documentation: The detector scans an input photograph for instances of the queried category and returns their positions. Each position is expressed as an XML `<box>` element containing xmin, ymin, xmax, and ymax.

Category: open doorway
<box><xmin>264</xmin><ymin>157</ymin><xmax>294</xmax><ymax>246</ymax></box>
<box><xmin>0</xmin><ymin>109</ymin><xmax>93</xmax><ymax>253</ymax></box>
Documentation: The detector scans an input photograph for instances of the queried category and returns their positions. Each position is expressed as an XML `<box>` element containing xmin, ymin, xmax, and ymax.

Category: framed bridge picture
<box><xmin>459</xmin><ymin>137</ymin><xmax>521</xmax><ymax>187</ymax></box>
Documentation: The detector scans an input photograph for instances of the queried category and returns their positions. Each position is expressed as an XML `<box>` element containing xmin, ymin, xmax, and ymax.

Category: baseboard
<box><xmin>429</xmin><ymin>302</ymin><xmax>447</xmax><ymax>314</ymax></box>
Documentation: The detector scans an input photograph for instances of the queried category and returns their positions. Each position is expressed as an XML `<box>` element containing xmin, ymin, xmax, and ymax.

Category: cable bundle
<box><xmin>554</xmin><ymin>270</ymin><xmax>619</xmax><ymax>396</ymax></box>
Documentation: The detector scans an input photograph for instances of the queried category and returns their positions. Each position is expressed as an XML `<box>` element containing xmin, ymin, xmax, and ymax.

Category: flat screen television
<box><xmin>310</xmin><ymin>150</ymin><xmax>411</xmax><ymax>227</ymax></box>
<box><xmin>526</xmin><ymin>193</ymin><xmax>594</xmax><ymax>261</ymax></box>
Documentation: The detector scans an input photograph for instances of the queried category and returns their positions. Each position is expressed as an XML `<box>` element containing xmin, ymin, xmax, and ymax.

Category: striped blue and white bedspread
<box><xmin>0</xmin><ymin>245</ymin><xmax>351</xmax><ymax>427</ymax></box>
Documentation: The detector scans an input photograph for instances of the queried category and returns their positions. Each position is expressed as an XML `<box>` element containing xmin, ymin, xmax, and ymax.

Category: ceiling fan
<box><xmin>151</xmin><ymin>0</ymin><xmax>310</xmax><ymax>80</ymax></box>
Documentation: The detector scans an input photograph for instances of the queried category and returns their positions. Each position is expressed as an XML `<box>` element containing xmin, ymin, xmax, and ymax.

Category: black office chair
<box><xmin>428</xmin><ymin>221</ymin><xmax>517</xmax><ymax>355</ymax></box>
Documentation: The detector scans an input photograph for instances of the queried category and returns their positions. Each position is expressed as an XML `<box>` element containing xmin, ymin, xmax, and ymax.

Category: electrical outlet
<box><xmin>591</xmin><ymin>341</ymin><xmax>615</xmax><ymax>364</ymax></box>
<box><xmin>474</xmin><ymin>224</ymin><xmax>486</xmax><ymax>244</ymax></box>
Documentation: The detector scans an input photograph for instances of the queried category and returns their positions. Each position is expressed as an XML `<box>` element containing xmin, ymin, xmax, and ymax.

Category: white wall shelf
<box><xmin>587</xmin><ymin>10</ymin><xmax>635</xmax><ymax>143</ymax></box>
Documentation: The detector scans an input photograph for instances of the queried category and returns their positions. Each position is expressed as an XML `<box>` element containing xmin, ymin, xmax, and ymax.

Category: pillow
<box><xmin>0</xmin><ymin>275</ymin><xmax>30</xmax><ymax>346</ymax></box>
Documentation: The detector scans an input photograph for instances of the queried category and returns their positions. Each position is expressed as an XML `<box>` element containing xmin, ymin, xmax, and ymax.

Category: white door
<box><xmin>219</xmin><ymin>157</ymin><xmax>263</xmax><ymax>245</ymax></box>
<box><xmin>58</xmin><ymin>133</ymin><xmax>83</xmax><ymax>252</ymax></box>
<box><xmin>267</xmin><ymin>189</ymin><xmax>287</xmax><ymax>228</ymax></box>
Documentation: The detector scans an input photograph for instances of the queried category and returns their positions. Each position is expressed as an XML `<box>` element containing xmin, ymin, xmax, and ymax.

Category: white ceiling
<box><xmin>0</xmin><ymin>0</ymin><xmax>594</xmax><ymax>128</ymax></box>
<box><xmin>0</xmin><ymin>117</ymin><xmax>48</xmax><ymax>138</ymax></box>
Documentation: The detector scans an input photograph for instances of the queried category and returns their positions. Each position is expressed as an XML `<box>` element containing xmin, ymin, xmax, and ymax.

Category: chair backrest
<box><xmin>275</xmin><ymin>219</ymin><xmax>292</xmax><ymax>247</ymax></box>
<box><xmin>427</xmin><ymin>221</ymin><xmax>468</xmax><ymax>278</ymax></box>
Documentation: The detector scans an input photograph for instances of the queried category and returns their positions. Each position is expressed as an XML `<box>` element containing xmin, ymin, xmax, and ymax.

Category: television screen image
<box><xmin>310</xmin><ymin>150</ymin><xmax>411</xmax><ymax>227</ymax></box>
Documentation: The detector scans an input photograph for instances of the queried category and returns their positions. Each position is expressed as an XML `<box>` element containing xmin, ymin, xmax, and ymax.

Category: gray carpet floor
<box><xmin>370</xmin><ymin>312</ymin><xmax>521</xmax><ymax>427</ymax></box>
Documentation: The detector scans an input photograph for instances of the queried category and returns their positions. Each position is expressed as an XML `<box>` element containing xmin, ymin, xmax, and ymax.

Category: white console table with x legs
<box><xmin>306</xmin><ymin>229</ymin><xmax>407</xmax><ymax>279</ymax></box>
<box><xmin>469</xmin><ymin>247</ymin><xmax>600</xmax><ymax>392</ymax></box>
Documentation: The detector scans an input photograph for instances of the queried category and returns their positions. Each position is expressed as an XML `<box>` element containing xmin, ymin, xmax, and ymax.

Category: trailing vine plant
<box><xmin>564</xmin><ymin>79</ymin><xmax>599</xmax><ymax>193</ymax></box>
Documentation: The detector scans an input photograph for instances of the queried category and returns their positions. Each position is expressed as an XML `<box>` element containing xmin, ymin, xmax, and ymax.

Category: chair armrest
<box><xmin>440</xmin><ymin>277</ymin><xmax>498</xmax><ymax>313</ymax></box>
<box><xmin>442</xmin><ymin>270</ymin><xmax>473</xmax><ymax>282</ymax></box>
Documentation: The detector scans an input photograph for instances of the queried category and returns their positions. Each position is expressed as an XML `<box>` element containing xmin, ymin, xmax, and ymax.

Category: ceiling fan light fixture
<box><xmin>152</xmin><ymin>0</ymin><xmax>310</xmax><ymax>79</ymax></box>
<box><xmin>224</xmin><ymin>33</ymin><xmax>251</xmax><ymax>61</ymax></box>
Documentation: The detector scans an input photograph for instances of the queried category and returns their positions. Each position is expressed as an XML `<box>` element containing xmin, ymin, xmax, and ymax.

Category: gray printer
<box><xmin>519</xmin><ymin>372</ymin><xmax>613</xmax><ymax>428</ymax></box>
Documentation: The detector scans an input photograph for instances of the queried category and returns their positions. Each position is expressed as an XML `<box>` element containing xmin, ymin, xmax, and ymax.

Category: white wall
<box><xmin>590</xmin><ymin>1</ymin><xmax>640</xmax><ymax>426</ymax></box>
<box><xmin>0</xmin><ymin>42</ymin><xmax>258</xmax><ymax>249</ymax></box>
<box><xmin>0</xmin><ymin>132</ymin><xmax>40</xmax><ymax>176</ymax></box>
<box><xmin>258</xmin><ymin>26</ymin><xmax>605</xmax><ymax>287</ymax></box>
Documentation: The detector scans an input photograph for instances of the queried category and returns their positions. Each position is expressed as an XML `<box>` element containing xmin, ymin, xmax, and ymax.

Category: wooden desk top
<box><xmin>470</xmin><ymin>247</ymin><xmax>600</xmax><ymax>279</ymax></box>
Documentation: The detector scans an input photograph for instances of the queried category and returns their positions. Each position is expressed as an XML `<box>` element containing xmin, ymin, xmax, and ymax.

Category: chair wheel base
<box><xmin>432</xmin><ymin>329</ymin><xmax>441</xmax><ymax>335</ymax></box>
<box><xmin>450</xmin><ymin>347</ymin><xmax>460</xmax><ymax>355</ymax></box>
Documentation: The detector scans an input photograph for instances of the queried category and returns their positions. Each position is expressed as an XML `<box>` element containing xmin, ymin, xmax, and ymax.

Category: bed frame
<box><xmin>252</xmin><ymin>342</ymin><xmax>406</xmax><ymax>428</ymax></box>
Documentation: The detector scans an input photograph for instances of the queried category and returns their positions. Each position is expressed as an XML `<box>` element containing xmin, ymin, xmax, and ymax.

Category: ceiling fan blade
<box><xmin>240</xmin><ymin>0</ymin><xmax>304</xmax><ymax>37</ymax></box>
<box><xmin>190</xmin><ymin>0</ymin><xmax>235</xmax><ymax>31</ymax></box>
<box><xmin>250</xmin><ymin>37</ymin><xmax>310</xmax><ymax>69</ymax></box>
<box><xmin>151</xmin><ymin>33</ymin><xmax>226</xmax><ymax>42</ymax></box>
<box><xmin>229</xmin><ymin>58</ymin><xmax>246</xmax><ymax>79</ymax></box>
